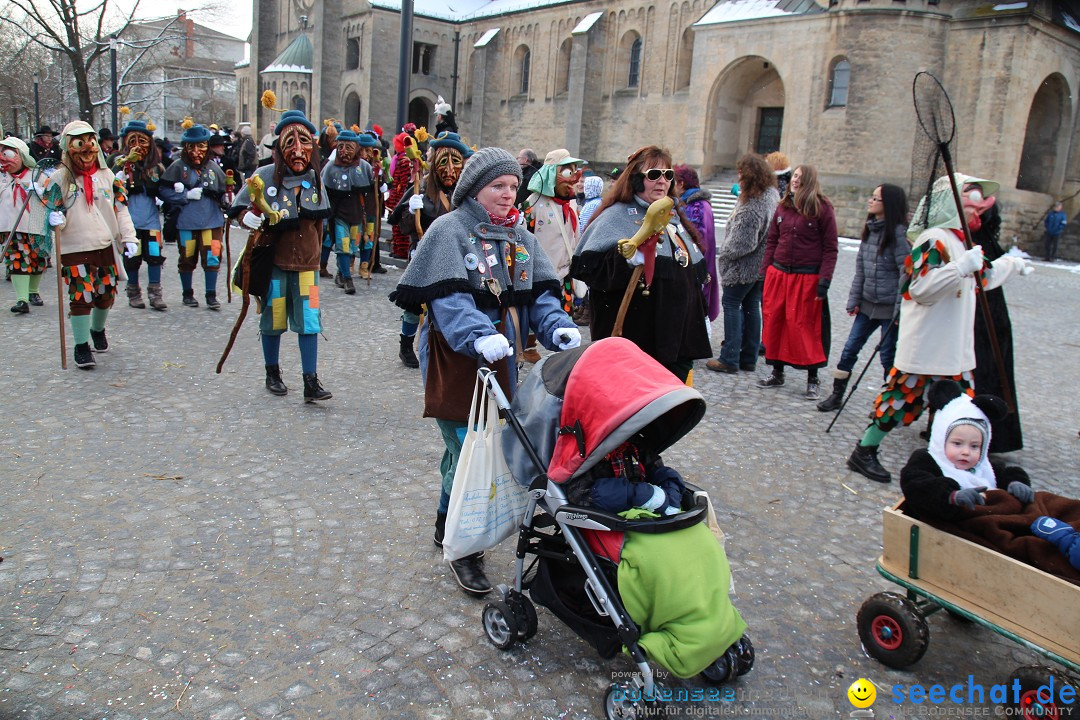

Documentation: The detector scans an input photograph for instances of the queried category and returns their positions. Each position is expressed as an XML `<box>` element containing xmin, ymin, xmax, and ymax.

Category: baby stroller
<box><xmin>479</xmin><ymin>337</ymin><xmax>754</xmax><ymax>719</ymax></box>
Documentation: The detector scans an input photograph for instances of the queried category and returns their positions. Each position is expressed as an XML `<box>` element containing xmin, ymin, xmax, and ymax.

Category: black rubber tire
<box><xmin>507</xmin><ymin>591</ymin><xmax>538</xmax><ymax>641</ymax></box>
<box><xmin>1005</xmin><ymin>665</ymin><xmax>1077</xmax><ymax>718</ymax></box>
<box><xmin>602</xmin><ymin>683</ymin><xmax>665</xmax><ymax>719</ymax></box>
<box><xmin>856</xmin><ymin>592</ymin><xmax>930</xmax><ymax>669</ymax></box>
<box><xmin>735</xmin><ymin>635</ymin><xmax>755</xmax><ymax>676</ymax></box>
<box><xmin>701</xmin><ymin>647</ymin><xmax>739</xmax><ymax>685</ymax></box>
<box><xmin>482</xmin><ymin>601</ymin><xmax>518</xmax><ymax>650</ymax></box>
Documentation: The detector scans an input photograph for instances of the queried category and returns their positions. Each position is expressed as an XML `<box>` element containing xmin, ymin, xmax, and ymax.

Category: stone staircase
<box><xmin>703</xmin><ymin>169</ymin><xmax>739</xmax><ymax>229</ymax></box>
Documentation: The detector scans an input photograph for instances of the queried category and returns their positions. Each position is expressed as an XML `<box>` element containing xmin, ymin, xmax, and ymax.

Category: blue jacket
<box><xmin>1045</xmin><ymin>210</ymin><xmax>1068</xmax><ymax>236</ymax></box>
<box><xmin>159</xmin><ymin>160</ymin><xmax>226</xmax><ymax>230</ymax></box>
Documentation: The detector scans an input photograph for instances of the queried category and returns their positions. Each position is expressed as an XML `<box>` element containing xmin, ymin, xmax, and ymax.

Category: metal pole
<box><xmin>396</xmin><ymin>0</ymin><xmax>414</xmax><ymax>132</ymax></box>
<box><xmin>33</xmin><ymin>74</ymin><xmax>40</xmax><ymax>130</ymax></box>
<box><xmin>110</xmin><ymin>35</ymin><xmax>119</xmax><ymax>132</ymax></box>
<box><xmin>451</xmin><ymin>30</ymin><xmax>460</xmax><ymax>110</ymax></box>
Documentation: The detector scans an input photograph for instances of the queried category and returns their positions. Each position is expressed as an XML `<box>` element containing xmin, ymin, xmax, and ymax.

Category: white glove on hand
<box><xmin>185</xmin><ymin>187</ymin><xmax>203</xmax><ymax>201</ymax></box>
<box><xmin>628</xmin><ymin>249</ymin><xmax>645</xmax><ymax>267</ymax></box>
<box><xmin>408</xmin><ymin>195</ymin><xmax>425</xmax><ymax>212</ymax></box>
<box><xmin>115</xmin><ymin>170</ymin><xmax>128</xmax><ymax>184</ymax></box>
<box><xmin>379</xmin><ymin>183</ymin><xmax>388</xmax><ymax>195</ymax></box>
<box><xmin>242</xmin><ymin>210</ymin><xmax>262</xmax><ymax>230</ymax></box>
<box><xmin>155</xmin><ymin>197</ymin><xmax>164</xmax><ymax>207</ymax></box>
<box><xmin>48</xmin><ymin>211</ymin><xmax>66</xmax><ymax>227</ymax></box>
<box><xmin>173</xmin><ymin>182</ymin><xmax>185</xmax><ymax>194</ymax></box>
<box><xmin>955</xmin><ymin>246</ymin><xmax>984</xmax><ymax>277</ymax></box>
<box><xmin>123</xmin><ymin>241</ymin><xmax>139</xmax><ymax>258</ymax></box>
<box><xmin>1020</xmin><ymin>260</ymin><xmax>1035</xmax><ymax>276</ymax></box>
<box><xmin>474</xmin><ymin>333</ymin><xmax>512</xmax><ymax>363</ymax></box>
<box><xmin>552</xmin><ymin>327</ymin><xmax>581</xmax><ymax>350</ymax></box>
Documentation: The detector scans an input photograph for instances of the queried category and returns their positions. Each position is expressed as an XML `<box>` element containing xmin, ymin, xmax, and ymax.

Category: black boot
<box><xmin>448</xmin><ymin>552</ymin><xmax>492</xmax><ymax>596</ymax></box>
<box><xmin>9</xmin><ymin>300</ymin><xmax>29</xmax><ymax>314</ymax></box>
<box><xmin>205</xmin><ymin>292</ymin><xmax>221</xmax><ymax>310</ymax></box>
<box><xmin>90</xmin><ymin>328</ymin><xmax>109</xmax><ymax>353</ymax></box>
<box><xmin>757</xmin><ymin>366</ymin><xmax>784</xmax><ymax>388</ymax></box>
<box><xmin>817</xmin><ymin>374</ymin><xmax>850</xmax><ymax>412</ymax></box>
<box><xmin>28</xmin><ymin>293</ymin><xmax>43</xmax><ymax>306</ymax></box>
<box><xmin>847</xmin><ymin>443</ymin><xmax>892</xmax><ymax>483</ymax></box>
<box><xmin>399</xmin><ymin>334</ymin><xmax>419</xmax><ymax>368</ymax></box>
<box><xmin>73</xmin><ymin>342</ymin><xmax>95</xmax><ymax>369</ymax></box>
<box><xmin>434</xmin><ymin>512</ymin><xmax>447</xmax><ymax>548</ymax></box>
<box><xmin>334</xmin><ymin>272</ymin><xmax>345</xmax><ymax>288</ymax></box>
<box><xmin>343</xmin><ymin>276</ymin><xmax>356</xmax><ymax>295</ymax></box>
<box><xmin>265</xmin><ymin>365</ymin><xmax>288</xmax><ymax>396</ymax></box>
<box><xmin>182</xmin><ymin>289</ymin><xmax>199</xmax><ymax>307</ymax></box>
<box><xmin>302</xmin><ymin>373</ymin><xmax>333</xmax><ymax>403</ymax></box>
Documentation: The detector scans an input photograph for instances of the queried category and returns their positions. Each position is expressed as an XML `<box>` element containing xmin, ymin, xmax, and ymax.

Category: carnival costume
<box><xmin>114</xmin><ymin>119</ymin><xmax>167</xmax><ymax>310</ymax></box>
<box><xmin>47</xmin><ymin>121</ymin><xmax>137</xmax><ymax>369</ymax></box>
<box><xmin>386</xmin><ymin>128</ymin><xmax>414</xmax><ymax>260</ymax></box>
<box><xmin>522</xmin><ymin>148</ymin><xmax>584</xmax><ymax>312</ymax></box>
<box><xmin>159</xmin><ymin>123</ymin><xmax>227</xmax><ymax>309</ymax></box>
<box><xmin>847</xmin><ymin>173</ymin><xmax>1031</xmax><ymax>484</ymax></box>
<box><xmin>387</xmin><ymin>131</ymin><xmax>472</xmax><ymax>368</ymax></box>
<box><xmin>1</xmin><ymin>137</ymin><xmax>50</xmax><ymax>314</ymax></box>
<box><xmin>230</xmin><ymin>110</ymin><xmax>333</xmax><ymax>402</ymax></box>
<box><xmin>572</xmin><ymin>196</ymin><xmax>711</xmax><ymax>382</ymax></box>
<box><xmin>320</xmin><ymin>129</ymin><xmax>375</xmax><ymax>295</ymax></box>
<box><xmin>357</xmin><ymin>132</ymin><xmax>385</xmax><ymax>277</ymax></box>
<box><xmin>390</xmin><ymin>146</ymin><xmax>577</xmax><ymax>597</ymax></box>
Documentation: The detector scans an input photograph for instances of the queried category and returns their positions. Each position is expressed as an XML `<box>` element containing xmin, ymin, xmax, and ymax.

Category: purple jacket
<box><xmin>682</xmin><ymin>189</ymin><xmax>719</xmax><ymax>321</ymax></box>
<box><xmin>761</xmin><ymin>199</ymin><xmax>838</xmax><ymax>282</ymax></box>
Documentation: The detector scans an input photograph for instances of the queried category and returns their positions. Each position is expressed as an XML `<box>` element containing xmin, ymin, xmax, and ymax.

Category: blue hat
<box><xmin>120</xmin><ymin>120</ymin><xmax>152</xmax><ymax>138</ymax></box>
<box><xmin>180</xmin><ymin>124</ymin><xmax>212</xmax><ymax>144</ymax></box>
<box><xmin>275</xmin><ymin>110</ymin><xmax>317</xmax><ymax>135</ymax></box>
<box><xmin>356</xmin><ymin>132</ymin><xmax>379</xmax><ymax>148</ymax></box>
<box><xmin>336</xmin><ymin>129</ymin><xmax>360</xmax><ymax>144</ymax></box>
<box><xmin>430</xmin><ymin>131</ymin><xmax>473</xmax><ymax>158</ymax></box>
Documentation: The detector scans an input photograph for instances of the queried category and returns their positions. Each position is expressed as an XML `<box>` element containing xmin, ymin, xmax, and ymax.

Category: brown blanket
<box><xmin>912</xmin><ymin>490</ymin><xmax>1080</xmax><ymax>586</ymax></box>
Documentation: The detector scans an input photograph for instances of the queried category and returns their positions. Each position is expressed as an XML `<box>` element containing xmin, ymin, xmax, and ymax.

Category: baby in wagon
<box><xmin>563</xmin><ymin>437</ymin><xmax>686</xmax><ymax>516</ymax></box>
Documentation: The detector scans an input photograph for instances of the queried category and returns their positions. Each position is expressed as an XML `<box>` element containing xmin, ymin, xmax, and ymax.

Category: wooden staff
<box><xmin>224</xmin><ymin>170</ymin><xmax>235</xmax><ymax>303</ymax></box>
<box><xmin>216</xmin><ymin>227</ymin><xmax>256</xmax><ymax>373</ymax></box>
<box><xmin>405</xmin><ymin>139</ymin><xmax>424</xmax><ymax>240</ymax></box>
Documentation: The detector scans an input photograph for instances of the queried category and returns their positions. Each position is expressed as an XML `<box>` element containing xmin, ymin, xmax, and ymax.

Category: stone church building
<box><xmin>237</xmin><ymin>0</ymin><xmax>1080</xmax><ymax>249</ymax></box>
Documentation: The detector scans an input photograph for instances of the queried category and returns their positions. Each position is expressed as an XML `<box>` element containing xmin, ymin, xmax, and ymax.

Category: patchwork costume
<box><xmin>320</xmin><ymin>129</ymin><xmax>375</xmax><ymax>294</ymax></box>
<box><xmin>1</xmin><ymin>137</ymin><xmax>51</xmax><ymax>314</ymax></box>
<box><xmin>47</xmin><ymin>121</ymin><xmax>137</xmax><ymax>369</ymax></box>
<box><xmin>230</xmin><ymin>110</ymin><xmax>333</xmax><ymax>402</ymax></box>
<box><xmin>848</xmin><ymin>174</ymin><xmax>1031</xmax><ymax>483</ymax></box>
<box><xmin>114</xmin><ymin>120</ymin><xmax>167</xmax><ymax>310</ymax></box>
<box><xmin>159</xmin><ymin>123</ymin><xmax>227</xmax><ymax>309</ymax></box>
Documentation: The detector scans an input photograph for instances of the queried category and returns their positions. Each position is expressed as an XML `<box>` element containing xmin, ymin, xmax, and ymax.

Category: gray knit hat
<box><xmin>451</xmin><ymin>146</ymin><xmax>522</xmax><ymax>208</ymax></box>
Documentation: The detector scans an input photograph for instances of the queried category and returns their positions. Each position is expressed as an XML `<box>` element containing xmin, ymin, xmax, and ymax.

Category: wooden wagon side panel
<box><xmin>879</xmin><ymin>504</ymin><xmax>1080</xmax><ymax>666</ymax></box>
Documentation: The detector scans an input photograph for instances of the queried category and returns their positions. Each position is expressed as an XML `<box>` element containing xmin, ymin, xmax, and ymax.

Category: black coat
<box><xmin>900</xmin><ymin>449</ymin><xmax>1030</xmax><ymax>522</ymax></box>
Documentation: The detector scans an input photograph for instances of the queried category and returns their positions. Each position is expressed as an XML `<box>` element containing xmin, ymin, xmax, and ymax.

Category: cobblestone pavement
<box><xmin>1</xmin><ymin>231</ymin><xmax>1078</xmax><ymax>720</ymax></box>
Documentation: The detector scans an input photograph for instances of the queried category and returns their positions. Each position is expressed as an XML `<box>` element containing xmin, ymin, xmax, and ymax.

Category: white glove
<box><xmin>552</xmin><ymin>326</ymin><xmax>581</xmax><ymax>350</ymax></box>
<box><xmin>123</xmin><ymin>242</ymin><xmax>139</xmax><ymax>258</ymax></box>
<box><xmin>628</xmin><ymin>249</ymin><xmax>645</xmax><ymax>266</ymax></box>
<box><xmin>173</xmin><ymin>182</ymin><xmax>184</xmax><ymax>194</ymax></box>
<box><xmin>955</xmin><ymin>246</ymin><xmax>984</xmax><ymax>277</ymax></box>
<box><xmin>115</xmin><ymin>170</ymin><xmax>128</xmax><ymax>184</ymax></box>
<box><xmin>379</xmin><ymin>183</ymin><xmax>388</xmax><ymax>195</ymax></box>
<box><xmin>1020</xmin><ymin>260</ymin><xmax>1035</xmax><ymax>276</ymax></box>
<box><xmin>242</xmin><ymin>210</ymin><xmax>262</xmax><ymax>230</ymax></box>
<box><xmin>48</xmin><ymin>211</ymin><xmax>65</xmax><ymax>227</ymax></box>
<box><xmin>474</xmin><ymin>333</ymin><xmax>512</xmax><ymax>363</ymax></box>
<box><xmin>155</xmin><ymin>197</ymin><xmax>164</xmax><ymax>207</ymax></box>
<box><xmin>185</xmin><ymin>187</ymin><xmax>203</xmax><ymax>201</ymax></box>
<box><xmin>408</xmin><ymin>195</ymin><xmax>425</xmax><ymax>212</ymax></box>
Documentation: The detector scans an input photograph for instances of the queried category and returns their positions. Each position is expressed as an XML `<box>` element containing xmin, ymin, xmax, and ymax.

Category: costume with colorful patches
<box><xmin>46</xmin><ymin>121</ymin><xmax>138</xmax><ymax>369</ymax></box>
<box><xmin>0</xmin><ymin>137</ymin><xmax>51</xmax><ymax>314</ymax></box>
<box><xmin>319</xmin><ymin>130</ymin><xmax>375</xmax><ymax>294</ymax></box>
<box><xmin>114</xmin><ymin>120</ymin><xmax>167</xmax><ymax>310</ymax></box>
<box><xmin>230</xmin><ymin>110</ymin><xmax>333</xmax><ymax>401</ymax></box>
<box><xmin>159</xmin><ymin>124</ymin><xmax>227</xmax><ymax>309</ymax></box>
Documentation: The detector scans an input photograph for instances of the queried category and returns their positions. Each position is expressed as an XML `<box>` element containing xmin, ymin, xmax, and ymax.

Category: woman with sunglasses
<box><xmin>757</xmin><ymin>164</ymin><xmax>838</xmax><ymax>399</ymax></box>
<box><xmin>572</xmin><ymin>146</ymin><xmax>711</xmax><ymax>382</ymax></box>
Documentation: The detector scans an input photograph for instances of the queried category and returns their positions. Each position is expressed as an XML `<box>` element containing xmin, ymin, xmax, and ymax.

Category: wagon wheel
<box><xmin>856</xmin><ymin>592</ymin><xmax>930</xmax><ymax>669</ymax></box>
<box><xmin>1006</xmin><ymin>666</ymin><xmax>1077</xmax><ymax>718</ymax></box>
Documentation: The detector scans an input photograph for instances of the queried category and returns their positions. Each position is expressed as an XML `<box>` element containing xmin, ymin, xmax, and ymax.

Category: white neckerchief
<box><xmin>927</xmin><ymin>395</ymin><xmax>997</xmax><ymax>491</ymax></box>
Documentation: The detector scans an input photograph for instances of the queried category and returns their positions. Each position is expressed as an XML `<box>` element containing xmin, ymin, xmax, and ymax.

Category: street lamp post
<box><xmin>33</xmin><ymin>73</ymin><xmax>40</xmax><ymax>131</ymax></box>
<box><xmin>110</xmin><ymin>35</ymin><xmax>119</xmax><ymax>132</ymax></box>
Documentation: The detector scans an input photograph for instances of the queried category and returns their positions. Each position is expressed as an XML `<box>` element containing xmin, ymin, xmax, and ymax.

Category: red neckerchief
<box><xmin>78</xmin><ymin>166</ymin><xmax>98</xmax><ymax>208</ymax></box>
<box><xmin>10</xmin><ymin>168</ymin><xmax>29</xmax><ymax>207</ymax></box>
<box><xmin>551</xmin><ymin>195</ymin><xmax>578</xmax><ymax>234</ymax></box>
<box><xmin>486</xmin><ymin>206</ymin><xmax>520</xmax><ymax>227</ymax></box>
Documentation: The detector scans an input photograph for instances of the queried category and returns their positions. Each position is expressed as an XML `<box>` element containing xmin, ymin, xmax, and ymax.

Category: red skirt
<box><xmin>761</xmin><ymin>265</ymin><xmax>828</xmax><ymax>368</ymax></box>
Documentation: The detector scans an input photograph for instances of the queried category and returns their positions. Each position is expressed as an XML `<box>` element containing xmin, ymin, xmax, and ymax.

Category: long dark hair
<box><xmin>590</xmin><ymin>145</ymin><xmax>703</xmax><ymax>252</ymax></box>
<box><xmin>862</xmin><ymin>183</ymin><xmax>908</xmax><ymax>254</ymax></box>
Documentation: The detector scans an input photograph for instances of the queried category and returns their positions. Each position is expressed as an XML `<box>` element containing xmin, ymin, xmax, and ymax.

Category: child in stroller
<box><xmin>487</xmin><ymin>337</ymin><xmax>753</xmax><ymax>717</ymax></box>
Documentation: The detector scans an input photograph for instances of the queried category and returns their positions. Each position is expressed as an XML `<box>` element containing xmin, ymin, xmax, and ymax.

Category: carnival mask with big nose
<box><xmin>335</xmin><ymin>140</ymin><xmax>357</xmax><ymax>166</ymax></box>
<box><xmin>435</xmin><ymin>149</ymin><xmax>463</xmax><ymax>188</ymax></box>
<box><xmin>0</xmin><ymin>148</ymin><xmax>23</xmax><ymax>175</ymax></box>
<box><xmin>280</xmin><ymin>125</ymin><xmax>315</xmax><ymax>173</ymax></box>
<box><xmin>184</xmin><ymin>141</ymin><xmax>208</xmax><ymax>167</ymax></box>
<box><xmin>69</xmin><ymin>134</ymin><xmax>100</xmax><ymax>173</ymax></box>
<box><xmin>555</xmin><ymin>164</ymin><xmax>581</xmax><ymax>199</ymax></box>
<box><xmin>124</xmin><ymin>132</ymin><xmax>152</xmax><ymax>162</ymax></box>
<box><xmin>962</xmin><ymin>184</ymin><xmax>995</xmax><ymax>232</ymax></box>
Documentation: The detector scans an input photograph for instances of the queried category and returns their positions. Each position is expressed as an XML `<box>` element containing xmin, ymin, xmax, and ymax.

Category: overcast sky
<box><xmin>126</xmin><ymin>0</ymin><xmax>253</xmax><ymax>42</ymax></box>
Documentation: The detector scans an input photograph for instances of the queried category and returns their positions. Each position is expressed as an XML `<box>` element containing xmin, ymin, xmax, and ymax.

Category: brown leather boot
<box><xmin>126</xmin><ymin>284</ymin><xmax>145</xmax><ymax>309</ymax></box>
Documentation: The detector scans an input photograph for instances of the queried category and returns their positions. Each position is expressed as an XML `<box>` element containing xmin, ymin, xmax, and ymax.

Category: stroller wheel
<box><xmin>603</xmin><ymin>683</ymin><xmax>664</xmax><ymax>719</ymax></box>
<box><xmin>734</xmin><ymin>635</ymin><xmax>755</xmax><ymax>676</ymax></box>
<box><xmin>507</xmin><ymin>590</ymin><xmax>538</xmax><ymax>641</ymax></box>
<box><xmin>482</xmin><ymin>600</ymin><xmax>519</xmax><ymax>650</ymax></box>
<box><xmin>701</xmin><ymin>646</ymin><xmax>740</xmax><ymax>685</ymax></box>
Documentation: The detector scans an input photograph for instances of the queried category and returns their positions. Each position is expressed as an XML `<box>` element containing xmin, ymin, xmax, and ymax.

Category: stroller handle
<box><xmin>478</xmin><ymin>367</ymin><xmax>512</xmax><ymax>411</ymax></box>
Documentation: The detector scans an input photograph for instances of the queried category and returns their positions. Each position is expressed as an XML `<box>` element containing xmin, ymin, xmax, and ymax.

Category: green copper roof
<box><xmin>262</xmin><ymin>33</ymin><xmax>313</xmax><ymax>74</ymax></box>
